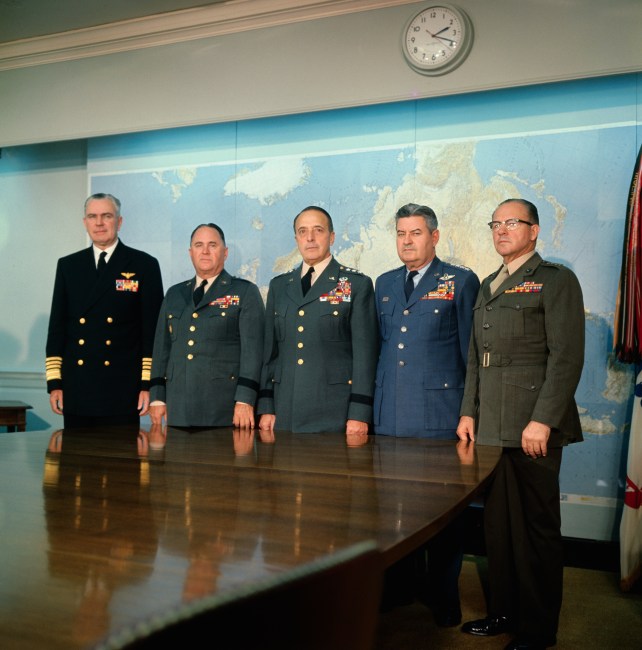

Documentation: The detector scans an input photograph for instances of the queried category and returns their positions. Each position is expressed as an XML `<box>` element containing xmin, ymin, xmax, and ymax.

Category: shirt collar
<box><xmin>93</xmin><ymin>240</ymin><xmax>119</xmax><ymax>265</ymax></box>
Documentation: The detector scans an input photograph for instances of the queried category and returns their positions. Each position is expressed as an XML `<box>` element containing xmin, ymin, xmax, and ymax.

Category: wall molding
<box><xmin>0</xmin><ymin>371</ymin><xmax>46</xmax><ymax>391</ymax></box>
<box><xmin>0</xmin><ymin>0</ymin><xmax>413</xmax><ymax>71</ymax></box>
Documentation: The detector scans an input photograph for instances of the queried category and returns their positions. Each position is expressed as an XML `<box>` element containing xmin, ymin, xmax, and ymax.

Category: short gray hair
<box><xmin>85</xmin><ymin>193</ymin><xmax>121</xmax><ymax>217</ymax></box>
<box><xmin>395</xmin><ymin>203</ymin><xmax>438</xmax><ymax>231</ymax></box>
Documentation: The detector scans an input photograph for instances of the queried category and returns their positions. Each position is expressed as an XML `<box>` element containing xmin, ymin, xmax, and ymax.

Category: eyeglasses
<box><xmin>487</xmin><ymin>219</ymin><xmax>534</xmax><ymax>231</ymax></box>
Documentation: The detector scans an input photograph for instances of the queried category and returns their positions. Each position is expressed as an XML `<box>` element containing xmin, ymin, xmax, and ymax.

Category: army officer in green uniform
<box><xmin>149</xmin><ymin>224</ymin><xmax>264</xmax><ymax>428</ymax></box>
<box><xmin>257</xmin><ymin>206</ymin><xmax>378</xmax><ymax>438</ymax></box>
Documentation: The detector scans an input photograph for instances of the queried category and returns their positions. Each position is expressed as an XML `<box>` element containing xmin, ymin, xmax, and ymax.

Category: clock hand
<box><xmin>425</xmin><ymin>28</ymin><xmax>456</xmax><ymax>47</ymax></box>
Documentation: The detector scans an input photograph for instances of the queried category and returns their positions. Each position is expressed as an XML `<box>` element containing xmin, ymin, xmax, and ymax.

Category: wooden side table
<box><xmin>0</xmin><ymin>401</ymin><xmax>32</xmax><ymax>432</ymax></box>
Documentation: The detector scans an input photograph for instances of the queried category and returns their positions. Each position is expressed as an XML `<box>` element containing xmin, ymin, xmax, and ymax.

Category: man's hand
<box><xmin>233</xmin><ymin>402</ymin><xmax>255</xmax><ymax>429</ymax></box>
<box><xmin>149</xmin><ymin>403</ymin><xmax>167</xmax><ymax>426</ymax></box>
<box><xmin>138</xmin><ymin>390</ymin><xmax>151</xmax><ymax>416</ymax></box>
<box><xmin>456</xmin><ymin>438</ymin><xmax>475</xmax><ymax>465</ymax></box>
<box><xmin>456</xmin><ymin>415</ymin><xmax>475</xmax><ymax>442</ymax></box>
<box><xmin>258</xmin><ymin>414</ymin><xmax>276</xmax><ymax>431</ymax></box>
<box><xmin>50</xmin><ymin>389</ymin><xmax>64</xmax><ymax>415</ymax></box>
<box><xmin>345</xmin><ymin>419</ymin><xmax>368</xmax><ymax>436</ymax></box>
<box><xmin>522</xmin><ymin>420</ymin><xmax>551</xmax><ymax>458</ymax></box>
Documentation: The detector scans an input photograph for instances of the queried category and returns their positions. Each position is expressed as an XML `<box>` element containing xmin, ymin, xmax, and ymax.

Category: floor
<box><xmin>376</xmin><ymin>555</ymin><xmax>642</xmax><ymax>649</ymax></box>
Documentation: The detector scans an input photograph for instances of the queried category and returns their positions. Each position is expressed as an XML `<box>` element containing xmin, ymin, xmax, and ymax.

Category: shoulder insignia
<box><xmin>338</xmin><ymin>265</ymin><xmax>364</xmax><ymax>275</ymax></box>
<box><xmin>445</xmin><ymin>262</ymin><xmax>472</xmax><ymax>272</ymax></box>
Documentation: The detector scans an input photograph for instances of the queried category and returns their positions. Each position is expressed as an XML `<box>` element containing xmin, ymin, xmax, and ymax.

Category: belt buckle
<box><xmin>482</xmin><ymin>352</ymin><xmax>490</xmax><ymax>368</ymax></box>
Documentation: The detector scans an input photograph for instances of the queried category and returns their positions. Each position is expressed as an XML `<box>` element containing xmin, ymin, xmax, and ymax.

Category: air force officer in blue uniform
<box><xmin>374</xmin><ymin>203</ymin><xmax>479</xmax><ymax>438</ymax></box>
<box><xmin>374</xmin><ymin>203</ymin><xmax>479</xmax><ymax>627</ymax></box>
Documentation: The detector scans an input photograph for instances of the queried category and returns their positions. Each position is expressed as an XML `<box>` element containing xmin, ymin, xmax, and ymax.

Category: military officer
<box><xmin>374</xmin><ymin>203</ymin><xmax>479</xmax><ymax>438</ymax></box>
<box><xmin>374</xmin><ymin>203</ymin><xmax>479</xmax><ymax>626</ymax></box>
<box><xmin>458</xmin><ymin>199</ymin><xmax>585</xmax><ymax>649</ymax></box>
<box><xmin>46</xmin><ymin>193</ymin><xmax>164</xmax><ymax>428</ymax></box>
<box><xmin>149</xmin><ymin>223</ymin><xmax>264</xmax><ymax>428</ymax></box>
<box><xmin>257</xmin><ymin>206</ymin><xmax>378</xmax><ymax>437</ymax></box>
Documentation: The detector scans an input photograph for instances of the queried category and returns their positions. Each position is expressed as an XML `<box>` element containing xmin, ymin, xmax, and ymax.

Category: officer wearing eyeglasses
<box><xmin>457</xmin><ymin>198</ymin><xmax>585</xmax><ymax>650</ymax></box>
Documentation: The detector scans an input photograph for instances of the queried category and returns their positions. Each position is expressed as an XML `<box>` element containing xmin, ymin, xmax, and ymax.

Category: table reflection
<box><xmin>0</xmin><ymin>426</ymin><xmax>500</xmax><ymax>649</ymax></box>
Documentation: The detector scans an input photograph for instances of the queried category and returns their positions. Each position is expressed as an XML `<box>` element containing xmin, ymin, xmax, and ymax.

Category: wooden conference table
<box><xmin>0</xmin><ymin>425</ymin><xmax>500</xmax><ymax>649</ymax></box>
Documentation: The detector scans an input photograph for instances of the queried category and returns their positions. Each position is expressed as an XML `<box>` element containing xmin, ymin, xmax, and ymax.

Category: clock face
<box><xmin>402</xmin><ymin>5</ymin><xmax>473</xmax><ymax>75</ymax></box>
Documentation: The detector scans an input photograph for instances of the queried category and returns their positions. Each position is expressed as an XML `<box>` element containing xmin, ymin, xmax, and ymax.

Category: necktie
<box><xmin>404</xmin><ymin>270</ymin><xmax>418</xmax><ymax>301</ymax></box>
<box><xmin>97</xmin><ymin>251</ymin><xmax>107</xmax><ymax>275</ymax></box>
<box><xmin>490</xmin><ymin>265</ymin><xmax>509</xmax><ymax>295</ymax></box>
<box><xmin>301</xmin><ymin>266</ymin><xmax>314</xmax><ymax>295</ymax></box>
<box><xmin>193</xmin><ymin>278</ymin><xmax>208</xmax><ymax>306</ymax></box>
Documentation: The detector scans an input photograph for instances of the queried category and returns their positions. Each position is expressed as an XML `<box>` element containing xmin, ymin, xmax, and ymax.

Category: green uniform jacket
<box><xmin>257</xmin><ymin>257</ymin><xmax>378</xmax><ymax>433</ymax></box>
<box><xmin>149</xmin><ymin>270</ymin><xmax>265</xmax><ymax>427</ymax></box>
<box><xmin>460</xmin><ymin>253</ymin><xmax>584</xmax><ymax>447</ymax></box>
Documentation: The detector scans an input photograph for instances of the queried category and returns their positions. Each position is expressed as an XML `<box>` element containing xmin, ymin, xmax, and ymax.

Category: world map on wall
<box><xmin>91</xmin><ymin>123</ymin><xmax>636</xmax><ymax>500</ymax></box>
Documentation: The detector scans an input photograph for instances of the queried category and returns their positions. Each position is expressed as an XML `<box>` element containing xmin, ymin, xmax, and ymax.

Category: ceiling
<box><xmin>0</xmin><ymin>0</ymin><xmax>229</xmax><ymax>44</ymax></box>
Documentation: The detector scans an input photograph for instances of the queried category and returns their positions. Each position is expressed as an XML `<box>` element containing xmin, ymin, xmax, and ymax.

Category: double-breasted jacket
<box><xmin>46</xmin><ymin>241</ymin><xmax>164</xmax><ymax>417</ymax></box>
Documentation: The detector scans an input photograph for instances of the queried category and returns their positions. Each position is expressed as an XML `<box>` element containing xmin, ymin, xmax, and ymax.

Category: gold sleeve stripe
<box><xmin>141</xmin><ymin>357</ymin><xmax>153</xmax><ymax>381</ymax></box>
<box><xmin>46</xmin><ymin>357</ymin><xmax>63</xmax><ymax>381</ymax></box>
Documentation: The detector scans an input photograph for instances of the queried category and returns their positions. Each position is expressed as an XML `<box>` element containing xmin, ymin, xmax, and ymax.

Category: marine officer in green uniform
<box><xmin>257</xmin><ymin>206</ymin><xmax>378</xmax><ymax>438</ymax></box>
<box><xmin>149</xmin><ymin>224</ymin><xmax>264</xmax><ymax>428</ymax></box>
<box><xmin>458</xmin><ymin>199</ymin><xmax>585</xmax><ymax>650</ymax></box>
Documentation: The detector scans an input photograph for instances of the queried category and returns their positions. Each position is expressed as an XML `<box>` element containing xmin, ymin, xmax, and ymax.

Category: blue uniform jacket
<box><xmin>374</xmin><ymin>257</ymin><xmax>479</xmax><ymax>438</ymax></box>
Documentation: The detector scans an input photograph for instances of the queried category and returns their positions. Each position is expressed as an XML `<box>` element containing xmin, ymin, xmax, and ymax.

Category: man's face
<box><xmin>491</xmin><ymin>202</ymin><xmax>539</xmax><ymax>263</ymax></box>
<box><xmin>83</xmin><ymin>198</ymin><xmax>122</xmax><ymax>249</ymax></box>
<box><xmin>396</xmin><ymin>216</ymin><xmax>439</xmax><ymax>271</ymax></box>
<box><xmin>294</xmin><ymin>209</ymin><xmax>335</xmax><ymax>266</ymax></box>
<box><xmin>189</xmin><ymin>226</ymin><xmax>228</xmax><ymax>278</ymax></box>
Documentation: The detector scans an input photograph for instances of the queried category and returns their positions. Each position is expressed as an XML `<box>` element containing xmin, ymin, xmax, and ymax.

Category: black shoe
<box><xmin>434</xmin><ymin>607</ymin><xmax>462</xmax><ymax>628</ymax></box>
<box><xmin>461</xmin><ymin>615</ymin><xmax>511</xmax><ymax>636</ymax></box>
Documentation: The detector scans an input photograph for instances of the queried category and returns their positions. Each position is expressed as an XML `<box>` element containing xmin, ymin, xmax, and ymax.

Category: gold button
<box><xmin>297</xmin><ymin>359</ymin><xmax>304</xmax><ymax>365</ymax></box>
<box><xmin>401</xmin><ymin>326</ymin><xmax>407</xmax><ymax>332</ymax></box>
<box><xmin>403</xmin><ymin>310</ymin><xmax>410</xmax><ymax>316</ymax></box>
<box><xmin>105</xmin><ymin>340</ymin><xmax>111</xmax><ymax>346</ymax></box>
<box><xmin>221</xmin><ymin>312</ymin><xmax>226</xmax><ymax>317</ymax></box>
<box><xmin>104</xmin><ymin>361</ymin><xmax>110</xmax><ymax>367</ymax></box>
<box><xmin>78</xmin><ymin>339</ymin><xmax>85</xmax><ymax>345</ymax></box>
<box><xmin>333</xmin><ymin>311</ymin><xmax>339</xmax><ymax>316</ymax></box>
<box><xmin>79</xmin><ymin>318</ymin><xmax>86</xmax><ymax>324</ymax></box>
<box><xmin>189</xmin><ymin>325</ymin><xmax>196</xmax><ymax>332</ymax></box>
<box><xmin>297</xmin><ymin>342</ymin><xmax>303</xmax><ymax>349</ymax></box>
<box><xmin>168</xmin><ymin>314</ymin><xmax>173</xmax><ymax>319</ymax></box>
<box><xmin>298</xmin><ymin>326</ymin><xmax>304</xmax><ymax>332</ymax></box>
<box><xmin>188</xmin><ymin>340</ymin><xmax>195</xmax><ymax>346</ymax></box>
<box><xmin>77</xmin><ymin>359</ymin><xmax>84</xmax><ymax>366</ymax></box>
<box><xmin>398</xmin><ymin>343</ymin><xmax>405</xmax><ymax>349</ymax></box>
<box><xmin>348</xmin><ymin>379</ymin><xmax>352</xmax><ymax>385</ymax></box>
<box><xmin>298</xmin><ymin>310</ymin><xmax>305</xmax><ymax>316</ymax></box>
<box><xmin>107</xmin><ymin>317</ymin><xmax>113</xmax><ymax>323</ymax></box>
<box><xmin>192</xmin><ymin>312</ymin><xmax>199</xmax><ymax>319</ymax></box>
<box><xmin>187</xmin><ymin>354</ymin><xmax>194</xmax><ymax>360</ymax></box>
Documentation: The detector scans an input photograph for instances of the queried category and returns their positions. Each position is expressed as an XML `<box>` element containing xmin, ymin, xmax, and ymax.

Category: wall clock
<box><xmin>402</xmin><ymin>4</ymin><xmax>474</xmax><ymax>76</ymax></box>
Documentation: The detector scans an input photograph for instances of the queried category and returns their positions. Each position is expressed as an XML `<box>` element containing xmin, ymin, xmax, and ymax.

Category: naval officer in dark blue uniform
<box><xmin>374</xmin><ymin>203</ymin><xmax>479</xmax><ymax>626</ymax></box>
<box><xmin>46</xmin><ymin>193</ymin><xmax>164</xmax><ymax>428</ymax></box>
